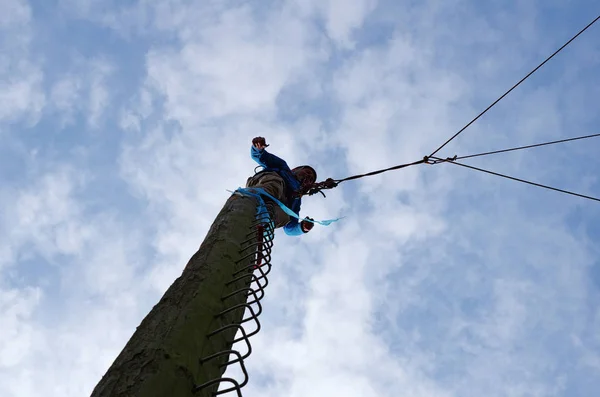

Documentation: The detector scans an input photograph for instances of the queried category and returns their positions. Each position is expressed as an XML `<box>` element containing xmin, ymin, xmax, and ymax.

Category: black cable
<box><xmin>310</xmin><ymin>131</ymin><xmax>600</xmax><ymax>194</ymax></box>
<box><xmin>438</xmin><ymin>158</ymin><xmax>600</xmax><ymax>203</ymax></box>
<box><xmin>429</xmin><ymin>14</ymin><xmax>600</xmax><ymax>158</ymax></box>
<box><xmin>453</xmin><ymin>132</ymin><xmax>600</xmax><ymax>160</ymax></box>
<box><xmin>334</xmin><ymin>158</ymin><xmax>427</xmax><ymax>183</ymax></box>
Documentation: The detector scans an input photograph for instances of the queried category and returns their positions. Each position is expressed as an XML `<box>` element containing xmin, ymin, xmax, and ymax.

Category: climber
<box><xmin>245</xmin><ymin>136</ymin><xmax>317</xmax><ymax>236</ymax></box>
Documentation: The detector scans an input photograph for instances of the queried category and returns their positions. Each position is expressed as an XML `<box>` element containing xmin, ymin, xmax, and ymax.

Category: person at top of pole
<box><xmin>245</xmin><ymin>136</ymin><xmax>317</xmax><ymax>236</ymax></box>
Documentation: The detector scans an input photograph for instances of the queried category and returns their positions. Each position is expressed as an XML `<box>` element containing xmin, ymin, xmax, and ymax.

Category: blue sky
<box><xmin>1</xmin><ymin>0</ymin><xmax>600</xmax><ymax>396</ymax></box>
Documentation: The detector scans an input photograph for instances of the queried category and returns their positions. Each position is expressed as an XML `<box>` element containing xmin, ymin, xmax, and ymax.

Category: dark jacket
<box><xmin>250</xmin><ymin>146</ymin><xmax>304</xmax><ymax>236</ymax></box>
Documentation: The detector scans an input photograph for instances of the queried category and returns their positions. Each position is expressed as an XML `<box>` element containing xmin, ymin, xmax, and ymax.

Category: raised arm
<box><xmin>250</xmin><ymin>137</ymin><xmax>291</xmax><ymax>172</ymax></box>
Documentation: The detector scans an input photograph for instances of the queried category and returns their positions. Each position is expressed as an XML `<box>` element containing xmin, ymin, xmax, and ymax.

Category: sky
<box><xmin>1</xmin><ymin>0</ymin><xmax>600</xmax><ymax>396</ymax></box>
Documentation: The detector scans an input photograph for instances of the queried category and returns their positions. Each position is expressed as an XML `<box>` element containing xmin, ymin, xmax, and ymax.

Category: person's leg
<box><xmin>245</xmin><ymin>172</ymin><xmax>289</xmax><ymax>228</ymax></box>
<box><xmin>246</xmin><ymin>172</ymin><xmax>284</xmax><ymax>198</ymax></box>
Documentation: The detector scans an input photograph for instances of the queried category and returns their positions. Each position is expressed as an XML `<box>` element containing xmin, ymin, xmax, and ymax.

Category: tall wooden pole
<box><xmin>91</xmin><ymin>194</ymin><xmax>266</xmax><ymax>397</ymax></box>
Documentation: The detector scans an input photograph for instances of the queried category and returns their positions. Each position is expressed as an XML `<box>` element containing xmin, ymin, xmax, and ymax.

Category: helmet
<box><xmin>291</xmin><ymin>165</ymin><xmax>317</xmax><ymax>185</ymax></box>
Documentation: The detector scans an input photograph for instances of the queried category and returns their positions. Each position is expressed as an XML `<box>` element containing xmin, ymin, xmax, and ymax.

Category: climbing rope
<box><xmin>428</xmin><ymin>14</ymin><xmax>600</xmax><ymax>158</ymax></box>
<box><xmin>446</xmin><ymin>132</ymin><xmax>600</xmax><ymax>161</ymax></box>
<box><xmin>303</xmin><ymin>131</ymin><xmax>600</xmax><ymax>201</ymax></box>
<box><xmin>300</xmin><ymin>157</ymin><xmax>430</xmax><ymax>197</ymax></box>
<box><xmin>306</xmin><ymin>129</ymin><xmax>600</xmax><ymax>202</ymax></box>
<box><xmin>303</xmin><ymin>15</ymin><xmax>600</xmax><ymax>204</ymax></box>
<box><xmin>431</xmin><ymin>157</ymin><xmax>600</xmax><ymax>203</ymax></box>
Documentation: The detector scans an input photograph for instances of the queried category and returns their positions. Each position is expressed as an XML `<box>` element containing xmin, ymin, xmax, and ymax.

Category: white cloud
<box><xmin>0</xmin><ymin>164</ymin><xmax>156</xmax><ymax>396</ymax></box>
<box><xmin>293</xmin><ymin>0</ymin><xmax>378</xmax><ymax>48</ymax></box>
<box><xmin>0</xmin><ymin>0</ymin><xmax>45</xmax><ymax>125</ymax></box>
<box><xmin>50</xmin><ymin>76</ymin><xmax>82</xmax><ymax>120</ymax></box>
<box><xmin>0</xmin><ymin>286</ymin><xmax>42</xmax><ymax>368</ymax></box>
<box><xmin>87</xmin><ymin>59</ymin><xmax>114</xmax><ymax>127</ymax></box>
<box><xmin>144</xmin><ymin>3</ymin><xmax>325</xmax><ymax>125</ymax></box>
<box><xmin>0</xmin><ymin>0</ymin><xmax>30</xmax><ymax>28</ymax></box>
<box><xmin>1</xmin><ymin>168</ymin><xmax>85</xmax><ymax>268</ymax></box>
<box><xmin>0</xmin><ymin>70</ymin><xmax>45</xmax><ymax>124</ymax></box>
<box><xmin>321</xmin><ymin>0</ymin><xmax>378</xmax><ymax>47</ymax></box>
<box><xmin>49</xmin><ymin>57</ymin><xmax>115</xmax><ymax>128</ymax></box>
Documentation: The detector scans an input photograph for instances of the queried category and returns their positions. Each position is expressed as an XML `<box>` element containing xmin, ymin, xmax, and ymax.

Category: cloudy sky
<box><xmin>2</xmin><ymin>0</ymin><xmax>600</xmax><ymax>396</ymax></box>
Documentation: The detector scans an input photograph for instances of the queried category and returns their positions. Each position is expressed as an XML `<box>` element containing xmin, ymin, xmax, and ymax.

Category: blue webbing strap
<box><xmin>230</xmin><ymin>187</ymin><xmax>342</xmax><ymax>227</ymax></box>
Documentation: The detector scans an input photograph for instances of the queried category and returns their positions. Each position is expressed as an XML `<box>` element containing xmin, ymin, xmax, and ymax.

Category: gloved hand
<box><xmin>301</xmin><ymin>217</ymin><xmax>314</xmax><ymax>233</ymax></box>
<box><xmin>252</xmin><ymin>136</ymin><xmax>269</xmax><ymax>149</ymax></box>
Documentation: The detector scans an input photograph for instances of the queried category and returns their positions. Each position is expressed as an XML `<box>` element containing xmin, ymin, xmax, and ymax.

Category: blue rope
<box><xmin>230</xmin><ymin>187</ymin><xmax>343</xmax><ymax>227</ymax></box>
